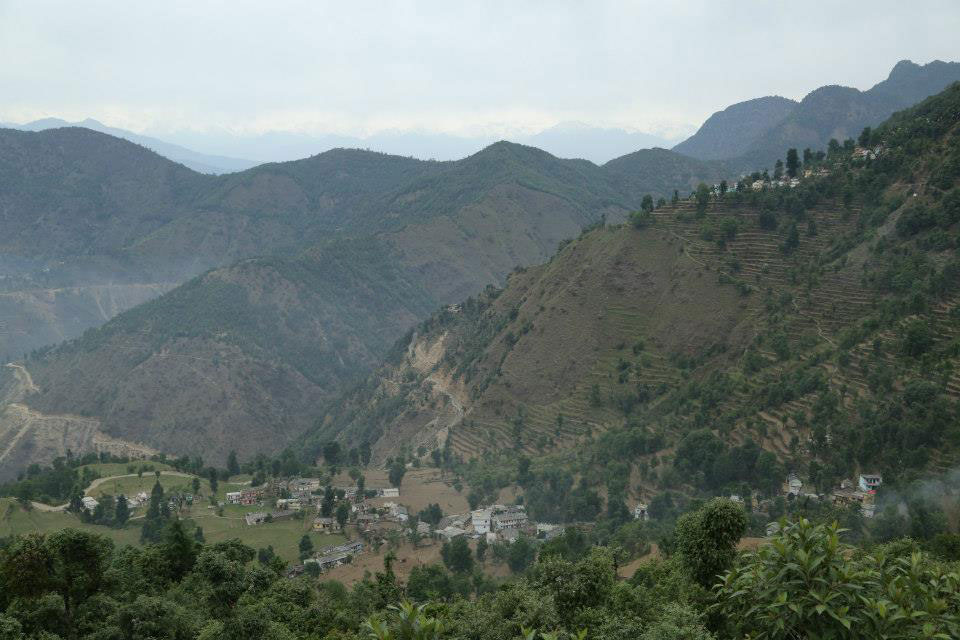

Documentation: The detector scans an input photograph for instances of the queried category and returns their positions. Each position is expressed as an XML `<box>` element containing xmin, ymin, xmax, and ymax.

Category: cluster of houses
<box><xmin>231</xmin><ymin>477</ymin><xmax>401</xmax><ymax>524</ymax></box>
<box><xmin>430</xmin><ymin>504</ymin><xmax>549</xmax><ymax>544</ymax></box>
<box><xmin>80</xmin><ymin>489</ymin><xmax>167</xmax><ymax>514</ymax></box>
<box><xmin>852</xmin><ymin>145</ymin><xmax>884</xmax><ymax>161</ymax></box>
<box><xmin>761</xmin><ymin>471</ymin><xmax>883</xmax><ymax>534</ymax></box>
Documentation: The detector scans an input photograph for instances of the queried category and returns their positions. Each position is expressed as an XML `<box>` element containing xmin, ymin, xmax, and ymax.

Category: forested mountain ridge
<box><xmin>7</xmin><ymin>73</ymin><xmax>960</xmax><ymax>477</ymax></box>
<box><xmin>0</xmin><ymin>129</ymin><xmax>710</xmax><ymax>361</ymax></box>
<box><xmin>2</xmin><ymin>141</ymin><xmax>673</xmax><ymax>474</ymax></box>
<box><xmin>674</xmin><ymin>59</ymin><xmax>960</xmax><ymax>171</ymax></box>
<box><xmin>312</xmin><ymin>82</ymin><xmax>960</xmax><ymax>513</ymax></box>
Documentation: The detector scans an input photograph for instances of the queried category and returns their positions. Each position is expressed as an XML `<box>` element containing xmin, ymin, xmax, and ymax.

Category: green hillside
<box><xmin>313</xmin><ymin>82</ymin><xmax>960</xmax><ymax>512</ymax></box>
<box><xmin>19</xmin><ymin>237</ymin><xmax>436</xmax><ymax>465</ymax></box>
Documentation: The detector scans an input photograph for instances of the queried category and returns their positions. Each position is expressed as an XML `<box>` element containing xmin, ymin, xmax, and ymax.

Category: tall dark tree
<box><xmin>163</xmin><ymin>520</ymin><xmax>197</xmax><ymax>581</ymax></box>
<box><xmin>322</xmin><ymin>441</ymin><xmax>342</xmax><ymax>466</ymax></box>
<box><xmin>298</xmin><ymin>534</ymin><xmax>314</xmax><ymax>560</ymax></box>
<box><xmin>785</xmin><ymin>148</ymin><xmax>799</xmax><ymax>177</ymax></box>
<box><xmin>113</xmin><ymin>494</ymin><xmax>129</xmax><ymax>528</ymax></box>
<box><xmin>675</xmin><ymin>498</ymin><xmax>747</xmax><ymax>587</ymax></box>
<box><xmin>388</xmin><ymin>460</ymin><xmax>406</xmax><ymax>488</ymax></box>
<box><xmin>441</xmin><ymin>537</ymin><xmax>474</xmax><ymax>573</ymax></box>
<box><xmin>695</xmin><ymin>183</ymin><xmax>710</xmax><ymax>216</ymax></box>
<box><xmin>336</xmin><ymin>502</ymin><xmax>350</xmax><ymax>530</ymax></box>
<box><xmin>640</xmin><ymin>194</ymin><xmax>654</xmax><ymax>213</ymax></box>
<box><xmin>226</xmin><ymin>451</ymin><xmax>240</xmax><ymax>477</ymax></box>
<box><xmin>207</xmin><ymin>468</ymin><xmax>218</xmax><ymax>495</ymax></box>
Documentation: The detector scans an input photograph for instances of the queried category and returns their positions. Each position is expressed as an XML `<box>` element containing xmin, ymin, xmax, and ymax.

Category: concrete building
<box><xmin>471</xmin><ymin>509</ymin><xmax>492</xmax><ymax>534</ymax></box>
<box><xmin>858</xmin><ymin>473</ymin><xmax>882</xmax><ymax>492</ymax></box>
<box><xmin>492</xmin><ymin>506</ymin><xmax>527</xmax><ymax>531</ymax></box>
<box><xmin>438</xmin><ymin>526</ymin><xmax>466</xmax><ymax>541</ymax></box>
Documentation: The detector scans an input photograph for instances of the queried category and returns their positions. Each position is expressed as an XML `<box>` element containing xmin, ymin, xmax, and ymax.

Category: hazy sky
<box><xmin>1</xmin><ymin>1</ymin><xmax>958</xmax><ymax>138</ymax></box>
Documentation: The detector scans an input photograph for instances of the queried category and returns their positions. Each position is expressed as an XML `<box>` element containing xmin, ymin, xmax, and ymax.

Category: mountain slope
<box><xmin>5</xmin><ymin>143</ymin><xmax>648</xmax><ymax>471</ymax></box>
<box><xmin>1</xmin><ymin>129</ymin><xmax>709</xmax><ymax>364</ymax></box>
<box><xmin>603</xmin><ymin>148</ymin><xmax>729</xmax><ymax>201</ymax></box>
<box><xmin>0</xmin><ymin>127</ymin><xmax>210</xmax><ymax>260</ymax></box>
<box><xmin>9</xmin><ymin>238</ymin><xmax>435</xmax><ymax>472</ymax></box>
<box><xmin>311</xmin><ymin>83</ymin><xmax>960</xmax><ymax>508</ymax></box>
<box><xmin>674</xmin><ymin>59</ymin><xmax>960</xmax><ymax>170</ymax></box>
<box><xmin>9</xmin><ymin>118</ymin><xmax>261</xmax><ymax>173</ymax></box>
<box><xmin>672</xmin><ymin>96</ymin><xmax>798</xmax><ymax>160</ymax></box>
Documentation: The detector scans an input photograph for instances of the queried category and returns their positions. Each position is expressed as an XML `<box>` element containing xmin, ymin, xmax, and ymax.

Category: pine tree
<box><xmin>114</xmin><ymin>494</ymin><xmax>130</xmax><ymax>527</ymax></box>
<box><xmin>226</xmin><ymin>451</ymin><xmax>240</xmax><ymax>477</ymax></box>
<box><xmin>299</xmin><ymin>534</ymin><xmax>314</xmax><ymax>560</ymax></box>
<box><xmin>786</xmin><ymin>148</ymin><xmax>799</xmax><ymax>177</ymax></box>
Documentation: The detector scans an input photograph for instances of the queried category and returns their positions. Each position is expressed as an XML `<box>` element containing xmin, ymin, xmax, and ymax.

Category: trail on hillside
<box><xmin>3</xmin><ymin>362</ymin><xmax>39</xmax><ymax>402</ymax></box>
<box><xmin>27</xmin><ymin>470</ymin><xmax>198</xmax><ymax>512</ymax></box>
<box><xmin>85</xmin><ymin>470</ymin><xmax>195</xmax><ymax>494</ymax></box>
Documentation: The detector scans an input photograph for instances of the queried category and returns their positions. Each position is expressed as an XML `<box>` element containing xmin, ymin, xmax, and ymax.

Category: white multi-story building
<box><xmin>471</xmin><ymin>509</ymin><xmax>492</xmax><ymax>534</ymax></box>
<box><xmin>492</xmin><ymin>506</ymin><xmax>527</xmax><ymax>531</ymax></box>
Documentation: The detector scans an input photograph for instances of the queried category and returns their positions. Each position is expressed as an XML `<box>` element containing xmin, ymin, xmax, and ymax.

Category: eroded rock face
<box><xmin>0</xmin><ymin>363</ymin><xmax>156</xmax><ymax>481</ymax></box>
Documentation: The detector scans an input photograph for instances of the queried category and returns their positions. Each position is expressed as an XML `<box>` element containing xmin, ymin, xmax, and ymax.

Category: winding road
<box><xmin>29</xmin><ymin>470</ymin><xmax>197</xmax><ymax>512</ymax></box>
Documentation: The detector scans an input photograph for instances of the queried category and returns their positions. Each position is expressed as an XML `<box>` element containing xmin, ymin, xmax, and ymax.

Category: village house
<box><xmin>389</xmin><ymin>504</ymin><xmax>409</xmax><ymax>522</ymax></box>
<box><xmin>471</xmin><ymin>509</ymin><xmax>492</xmax><ymax>534</ymax></box>
<box><xmin>81</xmin><ymin>496</ymin><xmax>99</xmax><ymax>511</ymax></box>
<box><xmin>313</xmin><ymin>517</ymin><xmax>337</xmax><ymax>532</ymax></box>
<box><xmin>492</xmin><ymin>506</ymin><xmax>528</xmax><ymax>531</ymax></box>
<box><xmin>288</xmin><ymin>478</ymin><xmax>321</xmax><ymax>494</ymax></box>
<box><xmin>276</xmin><ymin>497</ymin><xmax>302</xmax><ymax>511</ymax></box>
<box><xmin>380</xmin><ymin>488</ymin><xmax>400</xmax><ymax>498</ymax></box>
<box><xmin>438</xmin><ymin>514</ymin><xmax>469</xmax><ymax>530</ymax></box>
<box><xmin>416</xmin><ymin>521</ymin><xmax>432</xmax><ymax>536</ymax></box>
<box><xmin>317</xmin><ymin>541</ymin><xmax>364</xmax><ymax>557</ymax></box>
<box><xmin>308</xmin><ymin>553</ymin><xmax>350</xmax><ymax>572</ymax></box>
<box><xmin>228</xmin><ymin>488</ymin><xmax>264</xmax><ymax>505</ymax></box>
<box><xmin>858</xmin><ymin>473</ymin><xmax>882</xmax><ymax>492</ymax></box>
<box><xmin>783</xmin><ymin>474</ymin><xmax>803</xmax><ymax>496</ymax></box>
<box><xmin>127</xmin><ymin>491</ymin><xmax>148</xmax><ymax>508</ymax></box>
<box><xmin>355</xmin><ymin>513</ymin><xmax>379</xmax><ymax>527</ymax></box>
<box><xmin>438</xmin><ymin>525</ymin><xmax>467</xmax><ymax>541</ymax></box>
<box><xmin>501</xmin><ymin>528</ymin><xmax>521</xmax><ymax>544</ymax></box>
<box><xmin>633</xmin><ymin>504</ymin><xmax>649</xmax><ymax>521</ymax></box>
<box><xmin>245</xmin><ymin>512</ymin><xmax>268</xmax><ymax>526</ymax></box>
<box><xmin>831</xmin><ymin>486</ymin><xmax>876</xmax><ymax>518</ymax></box>
<box><xmin>751</xmin><ymin>179</ymin><xmax>765</xmax><ymax>191</ymax></box>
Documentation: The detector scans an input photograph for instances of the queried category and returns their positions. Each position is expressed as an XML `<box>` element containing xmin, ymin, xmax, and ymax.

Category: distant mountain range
<box><xmin>0</xmin><ymin>127</ymin><xmax>725</xmax><ymax>473</ymax></box>
<box><xmin>1</xmin><ymin>118</ymin><xmax>261</xmax><ymax>174</ymax></box>
<box><xmin>1</xmin><ymin>119</ymin><xmax>679</xmax><ymax>169</ymax></box>
<box><xmin>673</xmin><ymin>59</ymin><xmax>960</xmax><ymax>170</ymax></box>
<box><xmin>3</xmin><ymin>60</ymin><xmax>960</xmax><ymax>477</ymax></box>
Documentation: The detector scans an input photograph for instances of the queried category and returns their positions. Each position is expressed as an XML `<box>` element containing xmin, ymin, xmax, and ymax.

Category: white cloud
<box><xmin>1</xmin><ymin>0</ymin><xmax>958</xmax><ymax>137</ymax></box>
